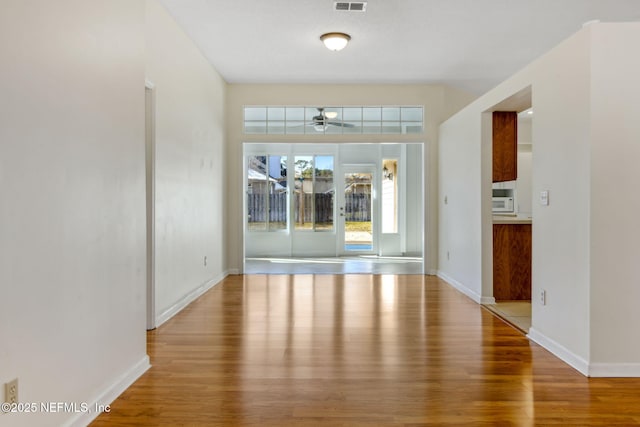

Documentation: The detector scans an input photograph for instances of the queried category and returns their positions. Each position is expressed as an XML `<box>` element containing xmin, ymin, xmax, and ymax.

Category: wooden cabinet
<box><xmin>493</xmin><ymin>223</ymin><xmax>531</xmax><ymax>300</ymax></box>
<box><xmin>492</xmin><ymin>111</ymin><xmax>517</xmax><ymax>182</ymax></box>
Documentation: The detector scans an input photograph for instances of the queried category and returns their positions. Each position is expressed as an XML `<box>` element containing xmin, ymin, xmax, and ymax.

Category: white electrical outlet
<box><xmin>5</xmin><ymin>378</ymin><xmax>18</xmax><ymax>404</ymax></box>
<box><xmin>540</xmin><ymin>290</ymin><xmax>546</xmax><ymax>305</ymax></box>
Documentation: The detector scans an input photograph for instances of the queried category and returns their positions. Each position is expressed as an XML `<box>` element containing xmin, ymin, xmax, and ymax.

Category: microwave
<box><xmin>492</xmin><ymin>196</ymin><xmax>514</xmax><ymax>212</ymax></box>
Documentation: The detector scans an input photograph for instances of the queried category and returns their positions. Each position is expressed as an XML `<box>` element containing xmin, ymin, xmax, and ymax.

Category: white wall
<box><xmin>145</xmin><ymin>0</ymin><xmax>227</xmax><ymax>325</ymax></box>
<box><xmin>226</xmin><ymin>84</ymin><xmax>476</xmax><ymax>274</ymax></box>
<box><xmin>589</xmin><ymin>24</ymin><xmax>640</xmax><ymax>371</ymax></box>
<box><xmin>404</xmin><ymin>143</ymin><xmax>424</xmax><ymax>256</ymax></box>
<box><xmin>438</xmin><ymin>108</ymin><xmax>484</xmax><ymax>301</ymax></box>
<box><xmin>529</xmin><ymin>30</ymin><xmax>592</xmax><ymax>369</ymax></box>
<box><xmin>0</xmin><ymin>2</ymin><xmax>148</xmax><ymax>426</ymax></box>
<box><xmin>438</xmin><ymin>22</ymin><xmax>640</xmax><ymax>376</ymax></box>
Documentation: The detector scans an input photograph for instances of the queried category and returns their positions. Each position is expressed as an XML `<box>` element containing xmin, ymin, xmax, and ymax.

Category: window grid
<box><xmin>243</xmin><ymin>106</ymin><xmax>423</xmax><ymax>135</ymax></box>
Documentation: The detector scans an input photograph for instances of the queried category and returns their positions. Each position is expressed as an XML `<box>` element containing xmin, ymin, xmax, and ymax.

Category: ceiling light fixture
<box><xmin>320</xmin><ymin>32</ymin><xmax>351</xmax><ymax>51</ymax></box>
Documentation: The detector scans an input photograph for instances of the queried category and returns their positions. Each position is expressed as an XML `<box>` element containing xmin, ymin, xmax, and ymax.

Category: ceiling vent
<box><xmin>334</xmin><ymin>1</ymin><xmax>367</xmax><ymax>12</ymax></box>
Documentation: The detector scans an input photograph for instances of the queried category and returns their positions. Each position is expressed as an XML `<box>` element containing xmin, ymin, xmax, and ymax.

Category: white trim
<box><xmin>588</xmin><ymin>363</ymin><xmax>640</xmax><ymax>378</ymax></box>
<box><xmin>437</xmin><ymin>271</ymin><xmax>483</xmax><ymax>304</ymax></box>
<box><xmin>426</xmin><ymin>268</ymin><xmax>438</xmax><ymax>276</ymax></box>
<box><xmin>527</xmin><ymin>327</ymin><xmax>589</xmax><ymax>376</ymax></box>
<box><xmin>145</xmin><ymin>85</ymin><xmax>156</xmax><ymax>331</ymax></box>
<box><xmin>419</xmin><ymin>142</ymin><xmax>427</xmax><ymax>273</ymax></box>
<box><xmin>227</xmin><ymin>268</ymin><xmax>241</xmax><ymax>275</ymax></box>
<box><xmin>64</xmin><ymin>355</ymin><xmax>150</xmax><ymax>427</ymax></box>
<box><xmin>399</xmin><ymin>145</ymin><xmax>407</xmax><ymax>255</ymax></box>
<box><xmin>481</xmin><ymin>296</ymin><xmax>496</xmax><ymax>305</ymax></box>
<box><xmin>155</xmin><ymin>274</ymin><xmax>225</xmax><ymax>327</ymax></box>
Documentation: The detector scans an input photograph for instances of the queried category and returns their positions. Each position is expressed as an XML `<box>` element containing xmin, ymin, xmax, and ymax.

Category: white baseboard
<box><xmin>156</xmin><ymin>273</ymin><xmax>226</xmax><ymax>327</ymax></box>
<box><xmin>436</xmin><ymin>271</ymin><xmax>483</xmax><ymax>304</ymax></box>
<box><xmin>527</xmin><ymin>327</ymin><xmax>589</xmax><ymax>376</ymax></box>
<box><xmin>425</xmin><ymin>268</ymin><xmax>438</xmax><ymax>276</ymax></box>
<box><xmin>431</xmin><ymin>275</ymin><xmax>640</xmax><ymax>378</ymax></box>
<box><xmin>65</xmin><ymin>355</ymin><xmax>150</xmax><ymax>427</ymax></box>
<box><xmin>226</xmin><ymin>268</ymin><xmax>240</xmax><ymax>275</ymax></box>
<box><xmin>480</xmin><ymin>296</ymin><xmax>496</xmax><ymax>304</ymax></box>
<box><xmin>588</xmin><ymin>363</ymin><xmax>640</xmax><ymax>377</ymax></box>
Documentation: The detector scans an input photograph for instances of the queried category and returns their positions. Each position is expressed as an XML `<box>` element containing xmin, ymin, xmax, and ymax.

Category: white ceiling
<box><xmin>159</xmin><ymin>0</ymin><xmax>640</xmax><ymax>95</ymax></box>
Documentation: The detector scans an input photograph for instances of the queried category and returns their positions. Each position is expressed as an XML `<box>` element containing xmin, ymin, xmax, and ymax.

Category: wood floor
<box><xmin>92</xmin><ymin>275</ymin><xmax>640</xmax><ymax>426</ymax></box>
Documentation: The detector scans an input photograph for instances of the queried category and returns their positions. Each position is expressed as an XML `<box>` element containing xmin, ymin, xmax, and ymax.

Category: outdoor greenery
<box><xmin>294</xmin><ymin>159</ymin><xmax>332</xmax><ymax>179</ymax></box>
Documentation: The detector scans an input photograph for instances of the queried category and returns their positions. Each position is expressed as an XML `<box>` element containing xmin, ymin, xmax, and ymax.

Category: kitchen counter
<box><xmin>493</xmin><ymin>214</ymin><xmax>532</xmax><ymax>225</ymax></box>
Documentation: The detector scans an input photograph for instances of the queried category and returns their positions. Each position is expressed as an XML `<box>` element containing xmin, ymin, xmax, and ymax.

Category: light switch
<box><xmin>540</xmin><ymin>190</ymin><xmax>549</xmax><ymax>206</ymax></box>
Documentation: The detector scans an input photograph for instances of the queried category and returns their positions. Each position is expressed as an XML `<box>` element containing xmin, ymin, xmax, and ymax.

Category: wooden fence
<box><xmin>247</xmin><ymin>193</ymin><xmax>371</xmax><ymax>225</ymax></box>
<box><xmin>344</xmin><ymin>193</ymin><xmax>371</xmax><ymax>222</ymax></box>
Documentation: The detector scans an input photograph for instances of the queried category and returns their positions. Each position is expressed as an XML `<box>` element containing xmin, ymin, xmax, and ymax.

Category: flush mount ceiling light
<box><xmin>320</xmin><ymin>32</ymin><xmax>351</xmax><ymax>51</ymax></box>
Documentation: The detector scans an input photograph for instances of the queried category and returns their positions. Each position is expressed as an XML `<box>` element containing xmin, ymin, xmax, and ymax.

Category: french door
<box><xmin>338</xmin><ymin>165</ymin><xmax>377</xmax><ymax>255</ymax></box>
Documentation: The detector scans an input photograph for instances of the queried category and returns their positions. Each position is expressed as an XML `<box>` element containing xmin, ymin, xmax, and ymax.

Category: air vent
<box><xmin>334</xmin><ymin>1</ymin><xmax>367</xmax><ymax>12</ymax></box>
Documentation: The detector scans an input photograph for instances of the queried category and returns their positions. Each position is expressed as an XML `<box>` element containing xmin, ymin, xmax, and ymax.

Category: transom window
<box><xmin>244</xmin><ymin>106</ymin><xmax>423</xmax><ymax>135</ymax></box>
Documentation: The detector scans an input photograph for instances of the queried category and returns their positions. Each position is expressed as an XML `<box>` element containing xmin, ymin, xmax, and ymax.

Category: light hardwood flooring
<box><xmin>92</xmin><ymin>275</ymin><xmax>640</xmax><ymax>426</ymax></box>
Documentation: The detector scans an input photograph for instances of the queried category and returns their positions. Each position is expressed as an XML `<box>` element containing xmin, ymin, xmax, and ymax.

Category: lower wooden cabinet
<box><xmin>493</xmin><ymin>224</ymin><xmax>531</xmax><ymax>300</ymax></box>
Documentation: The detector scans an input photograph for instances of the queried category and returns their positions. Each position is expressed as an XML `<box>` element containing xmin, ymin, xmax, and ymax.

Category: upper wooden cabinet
<box><xmin>492</xmin><ymin>111</ymin><xmax>517</xmax><ymax>182</ymax></box>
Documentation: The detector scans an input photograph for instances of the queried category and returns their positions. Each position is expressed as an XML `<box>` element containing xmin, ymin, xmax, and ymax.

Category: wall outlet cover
<box><xmin>5</xmin><ymin>379</ymin><xmax>18</xmax><ymax>404</ymax></box>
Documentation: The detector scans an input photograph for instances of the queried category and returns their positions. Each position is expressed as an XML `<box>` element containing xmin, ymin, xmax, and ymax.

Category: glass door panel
<box><xmin>268</xmin><ymin>155</ymin><xmax>287</xmax><ymax>230</ymax></box>
<box><xmin>294</xmin><ymin>156</ymin><xmax>313</xmax><ymax>231</ymax></box>
<box><xmin>294</xmin><ymin>155</ymin><xmax>334</xmax><ymax>231</ymax></box>
<box><xmin>342</xmin><ymin>171</ymin><xmax>374</xmax><ymax>252</ymax></box>
<box><xmin>247</xmin><ymin>155</ymin><xmax>287</xmax><ymax>231</ymax></box>
<box><xmin>314</xmin><ymin>156</ymin><xmax>334</xmax><ymax>231</ymax></box>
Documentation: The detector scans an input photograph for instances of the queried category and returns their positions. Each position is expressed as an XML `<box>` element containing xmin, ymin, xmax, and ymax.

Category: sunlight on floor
<box><xmin>244</xmin><ymin>256</ymin><xmax>424</xmax><ymax>274</ymax></box>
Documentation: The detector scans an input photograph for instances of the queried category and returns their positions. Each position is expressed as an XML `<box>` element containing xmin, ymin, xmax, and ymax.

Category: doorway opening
<box><xmin>482</xmin><ymin>86</ymin><xmax>533</xmax><ymax>333</ymax></box>
<box><xmin>243</xmin><ymin>143</ymin><xmax>425</xmax><ymax>274</ymax></box>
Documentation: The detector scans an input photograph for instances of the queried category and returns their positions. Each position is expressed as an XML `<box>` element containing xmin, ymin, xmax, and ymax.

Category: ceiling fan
<box><xmin>309</xmin><ymin>107</ymin><xmax>355</xmax><ymax>131</ymax></box>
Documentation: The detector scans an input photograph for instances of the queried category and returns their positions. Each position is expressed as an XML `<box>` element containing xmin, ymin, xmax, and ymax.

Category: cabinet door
<box><xmin>493</xmin><ymin>224</ymin><xmax>531</xmax><ymax>301</ymax></box>
<box><xmin>492</xmin><ymin>111</ymin><xmax>517</xmax><ymax>182</ymax></box>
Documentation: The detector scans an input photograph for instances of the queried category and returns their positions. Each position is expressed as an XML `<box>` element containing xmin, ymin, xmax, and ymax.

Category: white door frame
<box><xmin>145</xmin><ymin>81</ymin><xmax>156</xmax><ymax>330</ymax></box>
<box><xmin>337</xmin><ymin>164</ymin><xmax>378</xmax><ymax>256</ymax></box>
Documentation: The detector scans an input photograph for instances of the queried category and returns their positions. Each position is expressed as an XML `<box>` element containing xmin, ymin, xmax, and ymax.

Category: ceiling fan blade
<box><xmin>327</xmin><ymin>121</ymin><xmax>355</xmax><ymax>128</ymax></box>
